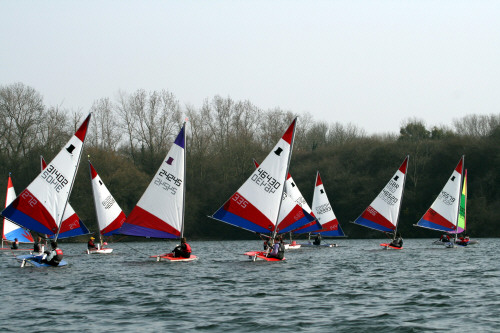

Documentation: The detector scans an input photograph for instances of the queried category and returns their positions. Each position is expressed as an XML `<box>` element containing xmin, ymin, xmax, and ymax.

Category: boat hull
<box><xmin>16</xmin><ymin>254</ymin><xmax>68</xmax><ymax>267</ymax></box>
<box><xmin>150</xmin><ymin>253</ymin><xmax>198</xmax><ymax>262</ymax></box>
<box><xmin>380</xmin><ymin>243</ymin><xmax>403</xmax><ymax>250</ymax></box>
<box><xmin>86</xmin><ymin>248</ymin><xmax>113</xmax><ymax>254</ymax></box>
<box><xmin>244</xmin><ymin>251</ymin><xmax>285</xmax><ymax>261</ymax></box>
<box><xmin>284</xmin><ymin>244</ymin><xmax>301</xmax><ymax>250</ymax></box>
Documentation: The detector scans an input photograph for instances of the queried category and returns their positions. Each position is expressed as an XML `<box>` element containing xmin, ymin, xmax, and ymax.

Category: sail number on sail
<box><xmin>41</xmin><ymin>165</ymin><xmax>69</xmax><ymax>193</ymax></box>
<box><xmin>315</xmin><ymin>203</ymin><xmax>332</xmax><ymax>214</ymax></box>
<box><xmin>251</xmin><ymin>168</ymin><xmax>281</xmax><ymax>193</ymax></box>
<box><xmin>102</xmin><ymin>195</ymin><xmax>116</xmax><ymax>209</ymax></box>
<box><xmin>437</xmin><ymin>191</ymin><xmax>455</xmax><ymax>205</ymax></box>
<box><xmin>153</xmin><ymin>169</ymin><xmax>182</xmax><ymax>195</ymax></box>
<box><xmin>232</xmin><ymin>193</ymin><xmax>248</xmax><ymax>208</ymax></box>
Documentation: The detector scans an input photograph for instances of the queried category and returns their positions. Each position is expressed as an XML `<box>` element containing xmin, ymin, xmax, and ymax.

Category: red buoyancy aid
<box><xmin>184</xmin><ymin>243</ymin><xmax>192</xmax><ymax>253</ymax></box>
<box><xmin>54</xmin><ymin>248</ymin><xmax>64</xmax><ymax>263</ymax></box>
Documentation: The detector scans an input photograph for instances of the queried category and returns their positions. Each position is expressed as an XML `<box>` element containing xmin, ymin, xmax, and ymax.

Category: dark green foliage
<box><xmin>1</xmin><ymin>83</ymin><xmax>499</xmax><ymax>240</ymax></box>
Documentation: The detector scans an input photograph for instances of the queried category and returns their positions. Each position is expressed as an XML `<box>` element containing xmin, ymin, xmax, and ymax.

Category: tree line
<box><xmin>1</xmin><ymin>82</ymin><xmax>499</xmax><ymax>240</ymax></box>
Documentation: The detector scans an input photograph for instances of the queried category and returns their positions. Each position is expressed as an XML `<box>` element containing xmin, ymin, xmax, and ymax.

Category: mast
<box><xmin>180</xmin><ymin>122</ymin><xmax>187</xmax><ymax>239</ymax></box>
<box><xmin>393</xmin><ymin>155</ymin><xmax>409</xmax><ymax>239</ymax></box>
<box><xmin>271</xmin><ymin>117</ymin><xmax>297</xmax><ymax>240</ymax></box>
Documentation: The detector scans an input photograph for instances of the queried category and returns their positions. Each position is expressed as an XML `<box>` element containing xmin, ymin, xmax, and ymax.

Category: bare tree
<box><xmin>89</xmin><ymin>97</ymin><xmax>122</xmax><ymax>151</ymax></box>
<box><xmin>0</xmin><ymin>82</ymin><xmax>45</xmax><ymax>159</ymax></box>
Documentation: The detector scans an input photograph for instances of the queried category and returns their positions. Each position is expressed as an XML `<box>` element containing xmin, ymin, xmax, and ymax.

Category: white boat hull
<box><xmin>87</xmin><ymin>248</ymin><xmax>113</xmax><ymax>254</ymax></box>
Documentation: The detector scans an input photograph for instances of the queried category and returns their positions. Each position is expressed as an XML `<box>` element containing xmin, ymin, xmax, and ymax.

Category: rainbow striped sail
<box><xmin>415</xmin><ymin>157</ymin><xmax>464</xmax><ymax>233</ymax></box>
<box><xmin>2</xmin><ymin>174</ymin><xmax>34</xmax><ymax>243</ymax></box>
<box><xmin>452</xmin><ymin>169</ymin><xmax>467</xmax><ymax>234</ymax></box>
<box><xmin>2</xmin><ymin>114</ymin><xmax>91</xmax><ymax>239</ymax></box>
<box><xmin>310</xmin><ymin>171</ymin><xmax>345</xmax><ymax>237</ymax></box>
<box><xmin>89</xmin><ymin>160</ymin><xmax>126</xmax><ymax>236</ymax></box>
<box><xmin>119</xmin><ymin>123</ymin><xmax>186</xmax><ymax>238</ymax></box>
<box><xmin>353</xmin><ymin>156</ymin><xmax>409</xmax><ymax>233</ymax></box>
<box><xmin>252</xmin><ymin>159</ymin><xmax>318</xmax><ymax>234</ymax></box>
<box><xmin>40</xmin><ymin>157</ymin><xmax>90</xmax><ymax>239</ymax></box>
<box><xmin>212</xmin><ymin>118</ymin><xmax>297</xmax><ymax>234</ymax></box>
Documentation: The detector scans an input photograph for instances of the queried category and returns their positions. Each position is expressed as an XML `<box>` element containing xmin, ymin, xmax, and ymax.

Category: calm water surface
<box><xmin>1</xmin><ymin>239</ymin><xmax>499</xmax><ymax>332</ymax></box>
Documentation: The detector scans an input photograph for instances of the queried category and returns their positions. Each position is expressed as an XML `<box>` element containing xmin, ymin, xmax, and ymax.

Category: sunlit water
<box><xmin>1</xmin><ymin>239</ymin><xmax>499</xmax><ymax>332</ymax></box>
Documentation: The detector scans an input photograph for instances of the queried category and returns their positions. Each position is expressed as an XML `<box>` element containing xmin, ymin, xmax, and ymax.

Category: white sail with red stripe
<box><xmin>89</xmin><ymin>160</ymin><xmax>126</xmax><ymax>236</ymax></box>
<box><xmin>119</xmin><ymin>123</ymin><xmax>186</xmax><ymax>238</ymax></box>
<box><xmin>415</xmin><ymin>156</ymin><xmax>464</xmax><ymax>233</ymax></box>
<box><xmin>353</xmin><ymin>156</ymin><xmax>409</xmax><ymax>234</ymax></box>
<box><xmin>211</xmin><ymin>118</ymin><xmax>298</xmax><ymax>234</ymax></box>
<box><xmin>2</xmin><ymin>174</ymin><xmax>34</xmax><ymax>243</ymax></box>
<box><xmin>310</xmin><ymin>171</ymin><xmax>345</xmax><ymax>237</ymax></box>
<box><xmin>2</xmin><ymin>114</ymin><xmax>91</xmax><ymax>239</ymax></box>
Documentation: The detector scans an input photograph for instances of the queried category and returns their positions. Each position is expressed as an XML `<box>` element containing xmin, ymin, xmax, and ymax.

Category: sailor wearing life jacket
<box><xmin>42</xmin><ymin>241</ymin><xmax>64</xmax><ymax>266</ymax></box>
<box><xmin>172</xmin><ymin>237</ymin><xmax>192</xmax><ymax>258</ymax></box>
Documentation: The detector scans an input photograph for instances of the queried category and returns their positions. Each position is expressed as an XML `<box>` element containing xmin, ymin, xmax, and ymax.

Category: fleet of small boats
<box><xmin>0</xmin><ymin>116</ymin><xmax>478</xmax><ymax>267</ymax></box>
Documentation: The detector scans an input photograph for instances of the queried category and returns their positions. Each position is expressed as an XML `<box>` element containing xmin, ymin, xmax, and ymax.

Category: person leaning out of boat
<box><xmin>389</xmin><ymin>233</ymin><xmax>403</xmax><ymax>248</ymax></box>
<box><xmin>11</xmin><ymin>238</ymin><xmax>19</xmax><ymax>249</ymax></box>
<box><xmin>88</xmin><ymin>236</ymin><xmax>97</xmax><ymax>250</ymax></box>
<box><xmin>172</xmin><ymin>237</ymin><xmax>192</xmax><ymax>258</ymax></box>
<box><xmin>41</xmin><ymin>241</ymin><xmax>63</xmax><ymax>266</ymax></box>
<box><xmin>268</xmin><ymin>237</ymin><xmax>285</xmax><ymax>260</ymax></box>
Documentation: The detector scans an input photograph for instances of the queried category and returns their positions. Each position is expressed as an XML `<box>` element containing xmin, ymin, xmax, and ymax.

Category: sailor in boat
<box><xmin>313</xmin><ymin>234</ymin><xmax>322</xmax><ymax>246</ymax></box>
<box><xmin>36</xmin><ymin>241</ymin><xmax>64</xmax><ymax>266</ymax></box>
<box><xmin>439</xmin><ymin>234</ymin><xmax>451</xmax><ymax>243</ymax></box>
<box><xmin>389</xmin><ymin>233</ymin><xmax>403</xmax><ymax>248</ymax></box>
<box><xmin>456</xmin><ymin>234</ymin><xmax>470</xmax><ymax>246</ymax></box>
<box><xmin>87</xmin><ymin>237</ymin><xmax>97</xmax><ymax>251</ymax></box>
<box><xmin>268</xmin><ymin>237</ymin><xmax>285</xmax><ymax>260</ymax></box>
<box><xmin>33</xmin><ymin>236</ymin><xmax>43</xmax><ymax>254</ymax></box>
<box><xmin>172</xmin><ymin>237</ymin><xmax>192</xmax><ymax>258</ymax></box>
<box><xmin>11</xmin><ymin>238</ymin><xmax>19</xmax><ymax>249</ymax></box>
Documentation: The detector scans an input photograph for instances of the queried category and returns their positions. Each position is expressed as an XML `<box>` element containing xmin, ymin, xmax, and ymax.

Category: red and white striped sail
<box><xmin>89</xmin><ymin>161</ymin><xmax>126</xmax><ymax>236</ymax></box>
<box><xmin>353</xmin><ymin>156</ymin><xmax>409</xmax><ymax>233</ymax></box>
<box><xmin>415</xmin><ymin>156</ymin><xmax>464</xmax><ymax>232</ymax></box>
<box><xmin>310</xmin><ymin>171</ymin><xmax>345</xmax><ymax>237</ymax></box>
<box><xmin>2</xmin><ymin>114</ymin><xmax>91</xmax><ymax>237</ymax></box>
<box><xmin>212</xmin><ymin>119</ymin><xmax>298</xmax><ymax>234</ymax></box>
<box><xmin>2</xmin><ymin>174</ymin><xmax>34</xmax><ymax>243</ymax></box>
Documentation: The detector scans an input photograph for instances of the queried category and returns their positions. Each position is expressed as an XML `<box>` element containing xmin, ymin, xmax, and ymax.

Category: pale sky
<box><xmin>1</xmin><ymin>1</ymin><xmax>499</xmax><ymax>134</ymax></box>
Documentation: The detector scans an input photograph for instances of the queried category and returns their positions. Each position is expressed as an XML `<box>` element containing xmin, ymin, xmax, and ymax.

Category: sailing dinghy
<box><xmin>300</xmin><ymin>171</ymin><xmax>346</xmax><ymax>248</ymax></box>
<box><xmin>119</xmin><ymin>123</ymin><xmax>197</xmax><ymax>262</ymax></box>
<box><xmin>252</xmin><ymin>159</ymin><xmax>319</xmax><ymax>250</ymax></box>
<box><xmin>1</xmin><ymin>173</ymin><xmax>34</xmax><ymax>251</ymax></box>
<box><xmin>211</xmin><ymin>118</ymin><xmax>302</xmax><ymax>261</ymax></box>
<box><xmin>2</xmin><ymin>114</ymin><xmax>91</xmax><ymax>267</ymax></box>
<box><xmin>352</xmin><ymin>156</ymin><xmax>409</xmax><ymax>249</ymax></box>
<box><xmin>414</xmin><ymin>156</ymin><xmax>472</xmax><ymax>247</ymax></box>
<box><xmin>88</xmin><ymin>160</ymin><xmax>126</xmax><ymax>254</ymax></box>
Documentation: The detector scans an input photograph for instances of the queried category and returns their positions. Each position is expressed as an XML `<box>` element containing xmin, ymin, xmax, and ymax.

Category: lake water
<box><xmin>1</xmin><ymin>239</ymin><xmax>499</xmax><ymax>332</ymax></box>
